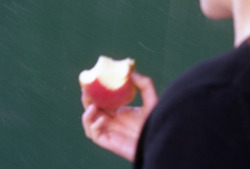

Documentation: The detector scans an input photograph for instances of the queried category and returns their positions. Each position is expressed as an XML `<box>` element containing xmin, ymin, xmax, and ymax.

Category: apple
<box><xmin>79</xmin><ymin>55</ymin><xmax>137</xmax><ymax>111</ymax></box>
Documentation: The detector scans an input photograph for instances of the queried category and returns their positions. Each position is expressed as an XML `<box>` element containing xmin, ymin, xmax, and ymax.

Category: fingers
<box><xmin>82</xmin><ymin>104</ymin><xmax>97</xmax><ymax>138</ymax></box>
<box><xmin>81</xmin><ymin>104</ymin><xmax>108</xmax><ymax>141</ymax></box>
<box><xmin>131</xmin><ymin>72</ymin><xmax>158</xmax><ymax>113</ymax></box>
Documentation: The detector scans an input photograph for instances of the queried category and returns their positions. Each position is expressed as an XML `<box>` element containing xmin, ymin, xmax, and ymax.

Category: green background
<box><xmin>0</xmin><ymin>0</ymin><xmax>233</xmax><ymax>168</ymax></box>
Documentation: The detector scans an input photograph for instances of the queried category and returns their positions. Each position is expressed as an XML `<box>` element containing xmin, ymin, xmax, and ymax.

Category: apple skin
<box><xmin>82</xmin><ymin>76</ymin><xmax>137</xmax><ymax>111</ymax></box>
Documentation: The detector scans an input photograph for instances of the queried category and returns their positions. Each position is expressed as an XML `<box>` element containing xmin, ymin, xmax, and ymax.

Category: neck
<box><xmin>232</xmin><ymin>0</ymin><xmax>250</xmax><ymax>47</ymax></box>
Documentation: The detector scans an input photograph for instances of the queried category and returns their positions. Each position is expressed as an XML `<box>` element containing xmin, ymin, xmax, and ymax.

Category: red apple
<box><xmin>79</xmin><ymin>56</ymin><xmax>137</xmax><ymax>111</ymax></box>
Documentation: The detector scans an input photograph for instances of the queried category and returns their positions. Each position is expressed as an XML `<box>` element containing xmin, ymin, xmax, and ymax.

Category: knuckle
<box><xmin>82</xmin><ymin>113</ymin><xmax>87</xmax><ymax>123</ymax></box>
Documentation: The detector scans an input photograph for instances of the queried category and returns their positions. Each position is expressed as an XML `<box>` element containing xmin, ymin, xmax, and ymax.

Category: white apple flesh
<box><xmin>79</xmin><ymin>56</ymin><xmax>137</xmax><ymax>111</ymax></box>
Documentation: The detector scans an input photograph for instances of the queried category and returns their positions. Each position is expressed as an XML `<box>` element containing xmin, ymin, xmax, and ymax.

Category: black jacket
<box><xmin>133</xmin><ymin>39</ymin><xmax>250</xmax><ymax>169</ymax></box>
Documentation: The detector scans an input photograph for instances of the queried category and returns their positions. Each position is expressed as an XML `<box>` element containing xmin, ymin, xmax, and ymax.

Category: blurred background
<box><xmin>0</xmin><ymin>0</ymin><xmax>233</xmax><ymax>168</ymax></box>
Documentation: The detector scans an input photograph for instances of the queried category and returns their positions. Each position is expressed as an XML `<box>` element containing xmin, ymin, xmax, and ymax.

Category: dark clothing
<box><xmin>133</xmin><ymin>39</ymin><xmax>250</xmax><ymax>169</ymax></box>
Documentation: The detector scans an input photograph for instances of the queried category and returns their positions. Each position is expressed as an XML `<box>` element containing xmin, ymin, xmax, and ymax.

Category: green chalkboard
<box><xmin>0</xmin><ymin>0</ymin><xmax>233</xmax><ymax>168</ymax></box>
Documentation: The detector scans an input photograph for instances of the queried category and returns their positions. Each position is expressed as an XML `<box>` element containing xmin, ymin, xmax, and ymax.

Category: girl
<box><xmin>81</xmin><ymin>0</ymin><xmax>250</xmax><ymax>168</ymax></box>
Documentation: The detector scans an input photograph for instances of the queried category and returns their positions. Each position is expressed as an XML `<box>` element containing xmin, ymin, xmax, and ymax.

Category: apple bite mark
<box><xmin>79</xmin><ymin>56</ymin><xmax>137</xmax><ymax>111</ymax></box>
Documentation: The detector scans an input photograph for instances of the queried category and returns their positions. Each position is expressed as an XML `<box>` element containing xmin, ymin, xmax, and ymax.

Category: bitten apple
<box><xmin>79</xmin><ymin>55</ymin><xmax>137</xmax><ymax>111</ymax></box>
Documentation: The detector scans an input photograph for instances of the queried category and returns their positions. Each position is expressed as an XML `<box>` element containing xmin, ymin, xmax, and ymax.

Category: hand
<box><xmin>81</xmin><ymin>72</ymin><xmax>158</xmax><ymax>162</ymax></box>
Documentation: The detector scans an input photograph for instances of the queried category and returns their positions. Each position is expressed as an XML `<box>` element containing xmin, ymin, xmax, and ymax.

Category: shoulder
<box><xmin>152</xmin><ymin>41</ymin><xmax>250</xmax><ymax>124</ymax></box>
<box><xmin>134</xmin><ymin>43</ymin><xmax>250</xmax><ymax>169</ymax></box>
<box><xmin>144</xmin><ymin>42</ymin><xmax>250</xmax><ymax>150</ymax></box>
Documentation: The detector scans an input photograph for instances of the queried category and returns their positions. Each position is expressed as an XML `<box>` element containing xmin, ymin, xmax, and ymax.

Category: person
<box><xmin>81</xmin><ymin>0</ymin><xmax>250</xmax><ymax>168</ymax></box>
